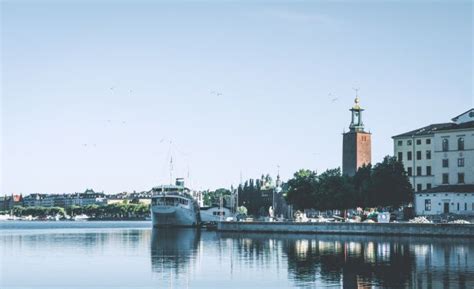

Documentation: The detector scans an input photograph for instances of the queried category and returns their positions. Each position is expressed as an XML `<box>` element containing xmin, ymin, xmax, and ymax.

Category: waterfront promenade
<box><xmin>217</xmin><ymin>221</ymin><xmax>474</xmax><ymax>237</ymax></box>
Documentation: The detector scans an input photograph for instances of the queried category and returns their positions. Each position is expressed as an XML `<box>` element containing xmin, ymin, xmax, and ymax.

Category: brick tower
<box><xmin>342</xmin><ymin>93</ymin><xmax>371</xmax><ymax>176</ymax></box>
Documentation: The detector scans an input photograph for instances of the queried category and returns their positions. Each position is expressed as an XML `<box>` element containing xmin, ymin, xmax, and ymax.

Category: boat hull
<box><xmin>151</xmin><ymin>206</ymin><xmax>199</xmax><ymax>227</ymax></box>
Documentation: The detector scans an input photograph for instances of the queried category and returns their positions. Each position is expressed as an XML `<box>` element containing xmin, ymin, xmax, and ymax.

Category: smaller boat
<box><xmin>74</xmin><ymin>214</ymin><xmax>89</xmax><ymax>221</ymax></box>
<box><xmin>200</xmin><ymin>205</ymin><xmax>234</xmax><ymax>224</ymax></box>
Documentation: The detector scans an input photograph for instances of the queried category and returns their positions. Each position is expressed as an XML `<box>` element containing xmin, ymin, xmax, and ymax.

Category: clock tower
<box><xmin>342</xmin><ymin>94</ymin><xmax>372</xmax><ymax>176</ymax></box>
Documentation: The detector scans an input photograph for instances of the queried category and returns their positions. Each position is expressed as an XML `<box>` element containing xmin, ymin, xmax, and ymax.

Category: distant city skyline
<box><xmin>2</xmin><ymin>1</ymin><xmax>472</xmax><ymax>194</ymax></box>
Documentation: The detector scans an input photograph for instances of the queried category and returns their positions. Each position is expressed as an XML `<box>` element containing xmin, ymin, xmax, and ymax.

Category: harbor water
<box><xmin>1</xmin><ymin>221</ymin><xmax>473</xmax><ymax>288</ymax></box>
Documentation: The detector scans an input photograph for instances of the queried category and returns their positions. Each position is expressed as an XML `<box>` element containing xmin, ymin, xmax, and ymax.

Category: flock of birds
<box><xmin>80</xmin><ymin>86</ymin><xmax>350</xmax><ymax>149</ymax></box>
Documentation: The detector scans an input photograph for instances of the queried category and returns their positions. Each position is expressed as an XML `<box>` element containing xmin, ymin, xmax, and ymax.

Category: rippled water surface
<box><xmin>1</xmin><ymin>221</ymin><xmax>473</xmax><ymax>288</ymax></box>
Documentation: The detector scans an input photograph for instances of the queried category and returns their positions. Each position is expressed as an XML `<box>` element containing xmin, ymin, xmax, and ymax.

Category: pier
<box><xmin>217</xmin><ymin>221</ymin><xmax>474</xmax><ymax>237</ymax></box>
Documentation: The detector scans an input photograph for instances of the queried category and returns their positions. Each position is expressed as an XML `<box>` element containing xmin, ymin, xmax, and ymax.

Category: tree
<box><xmin>370</xmin><ymin>156</ymin><xmax>413</xmax><ymax>207</ymax></box>
<box><xmin>285</xmin><ymin>169</ymin><xmax>318</xmax><ymax>210</ymax></box>
<box><xmin>316</xmin><ymin>168</ymin><xmax>354</xmax><ymax>211</ymax></box>
<box><xmin>352</xmin><ymin>164</ymin><xmax>372</xmax><ymax>207</ymax></box>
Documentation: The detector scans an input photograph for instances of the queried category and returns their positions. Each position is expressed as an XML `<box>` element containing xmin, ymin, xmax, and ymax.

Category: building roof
<box><xmin>392</xmin><ymin>121</ymin><xmax>474</xmax><ymax>138</ymax></box>
<box><xmin>452</xmin><ymin>108</ymin><xmax>474</xmax><ymax>122</ymax></box>
<box><xmin>416</xmin><ymin>184</ymin><xmax>474</xmax><ymax>194</ymax></box>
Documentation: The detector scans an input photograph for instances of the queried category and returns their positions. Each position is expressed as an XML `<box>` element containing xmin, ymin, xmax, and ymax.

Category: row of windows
<box><xmin>442</xmin><ymin>158</ymin><xmax>465</xmax><ymax>168</ymax></box>
<box><xmin>407</xmin><ymin>166</ymin><xmax>432</xmax><ymax>177</ymax></box>
<box><xmin>442</xmin><ymin>137</ymin><xmax>465</xmax><ymax>151</ymax></box>
<box><xmin>397</xmin><ymin>139</ymin><xmax>431</xmax><ymax>146</ymax></box>
<box><xmin>397</xmin><ymin>137</ymin><xmax>465</xmax><ymax>151</ymax></box>
<box><xmin>442</xmin><ymin>173</ymin><xmax>465</xmax><ymax>184</ymax></box>
<box><xmin>399</xmin><ymin>150</ymin><xmax>432</xmax><ymax>161</ymax></box>
<box><xmin>412</xmin><ymin>172</ymin><xmax>465</xmax><ymax>189</ymax></box>
<box><xmin>424</xmin><ymin>200</ymin><xmax>474</xmax><ymax>212</ymax></box>
<box><xmin>416</xmin><ymin>183</ymin><xmax>432</xmax><ymax>192</ymax></box>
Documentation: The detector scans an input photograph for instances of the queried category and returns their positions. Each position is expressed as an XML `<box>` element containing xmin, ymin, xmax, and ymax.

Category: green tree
<box><xmin>285</xmin><ymin>169</ymin><xmax>318</xmax><ymax>210</ymax></box>
<box><xmin>370</xmin><ymin>156</ymin><xmax>413</xmax><ymax>207</ymax></box>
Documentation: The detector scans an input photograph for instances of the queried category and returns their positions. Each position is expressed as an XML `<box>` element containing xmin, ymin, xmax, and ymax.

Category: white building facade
<box><xmin>393</xmin><ymin>108</ymin><xmax>474</xmax><ymax>216</ymax></box>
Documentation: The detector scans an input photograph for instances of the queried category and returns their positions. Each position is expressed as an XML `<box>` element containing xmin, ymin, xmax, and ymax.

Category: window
<box><xmin>426</xmin><ymin>139</ymin><xmax>431</xmax><ymax>145</ymax></box>
<box><xmin>417</xmin><ymin>184</ymin><xmax>422</xmax><ymax>191</ymax></box>
<box><xmin>442</xmin><ymin>139</ymin><xmax>449</xmax><ymax>151</ymax></box>
<box><xmin>426</xmin><ymin>166</ymin><xmax>431</xmax><ymax>176</ymax></box>
<box><xmin>458</xmin><ymin>158</ymin><xmax>464</xmax><ymax>167</ymax></box>
<box><xmin>398</xmin><ymin>152</ymin><xmax>403</xmax><ymax>162</ymax></box>
<box><xmin>425</xmin><ymin>199</ymin><xmax>431</xmax><ymax>211</ymax></box>
<box><xmin>426</xmin><ymin>150</ymin><xmax>431</xmax><ymax>160</ymax></box>
<box><xmin>458</xmin><ymin>138</ymin><xmax>464</xmax><ymax>150</ymax></box>
<box><xmin>458</xmin><ymin>173</ymin><xmax>465</xmax><ymax>184</ymax></box>
<box><xmin>397</xmin><ymin>140</ymin><xmax>403</xmax><ymax>146</ymax></box>
<box><xmin>465</xmin><ymin>203</ymin><xmax>467</xmax><ymax>211</ymax></box>
<box><xmin>442</xmin><ymin>173</ymin><xmax>449</xmax><ymax>184</ymax></box>
<box><xmin>416</xmin><ymin>139</ymin><xmax>421</xmax><ymax>145</ymax></box>
<box><xmin>407</xmin><ymin>167</ymin><xmax>412</xmax><ymax>176</ymax></box>
<box><xmin>442</xmin><ymin>159</ymin><xmax>449</xmax><ymax>168</ymax></box>
<box><xmin>407</xmin><ymin>140</ymin><xmax>412</xmax><ymax>146</ymax></box>
<box><xmin>427</xmin><ymin>183</ymin><xmax>432</xmax><ymax>189</ymax></box>
<box><xmin>416</xmin><ymin>151</ymin><xmax>422</xmax><ymax>160</ymax></box>
<box><xmin>407</xmin><ymin>151</ymin><xmax>412</xmax><ymax>161</ymax></box>
<box><xmin>457</xmin><ymin>203</ymin><xmax>460</xmax><ymax>211</ymax></box>
<box><xmin>417</xmin><ymin>166</ymin><xmax>422</xmax><ymax>176</ymax></box>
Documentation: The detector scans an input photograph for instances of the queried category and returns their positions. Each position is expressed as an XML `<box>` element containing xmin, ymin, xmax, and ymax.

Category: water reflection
<box><xmin>2</xmin><ymin>223</ymin><xmax>472</xmax><ymax>289</ymax></box>
<box><xmin>218</xmin><ymin>233</ymin><xmax>474</xmax><ymax>289</ymax></box>
<box><xmin>150</xmin><ymin>228</ymin><xmax>200</xmax><ymax>282</ymax></box>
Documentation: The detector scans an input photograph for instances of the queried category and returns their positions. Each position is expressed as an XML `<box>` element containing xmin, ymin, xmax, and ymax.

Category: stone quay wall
<box><xmin>217</xmin><ymin>221</ymin><xmax>474</xmax><ymax>237</ymax></box>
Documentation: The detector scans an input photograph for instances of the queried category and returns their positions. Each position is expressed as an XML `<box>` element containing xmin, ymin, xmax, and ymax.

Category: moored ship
<box><xmin>150</xmin><ymin>178</ymin><xmax>201</xmax><ymax>227</ymax></box>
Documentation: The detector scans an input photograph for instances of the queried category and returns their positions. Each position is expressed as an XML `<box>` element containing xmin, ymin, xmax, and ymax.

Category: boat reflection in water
<box><xmin>150</xmin><ymin>228</ymin><xmax>201</xmax><ymax>280</ymax></box>
<box><xmin>150</xmin><ymin>230</ymin><xmax>473</xmax><ymax>289</ymax></box>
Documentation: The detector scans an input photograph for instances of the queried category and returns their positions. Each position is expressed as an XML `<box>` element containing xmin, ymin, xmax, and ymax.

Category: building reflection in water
<box><xmin>218</xmin><ymin>233</ymin><xmax>473</xmax><ymax>289</ymax></box>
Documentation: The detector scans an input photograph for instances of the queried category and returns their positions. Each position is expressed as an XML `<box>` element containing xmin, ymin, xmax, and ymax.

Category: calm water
<box><xmin>1</xmin><ymin>221</ymin><xmax>473</xmax><ymax>289</ymax></box>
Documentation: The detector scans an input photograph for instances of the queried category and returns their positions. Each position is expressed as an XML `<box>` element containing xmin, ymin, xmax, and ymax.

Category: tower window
<box><xmin>397</xmin><ymin>140</ymin><xmax>403</xmax><ymax>146</ymax></box>
<box><xmin>407</xmin><ymin>152</ymin><xmax>412</xmax><ymax>161</ymax></box>
<box><xmin>426</xmin><ymin>139</ymin><xmax>431</xmax><ymax>145</ymax></box>
<box><xmin>416</xmin><ymin>166</ymin><xmax>422</xmax><ymax>176</ymax></box>
<box><xmin>458</xmin><ymin>158</ymin><xmax>464</xmax><ymax>167</ymax></box>
<box><xmin>458</xmin><ymin>173</ymin><xmax>465</xmax><ymax>184</ymax></box>
<box><xmin>416</xmin><ymin>139</ymin><xmax>421</xmax><ymax>145</ymax></box>
<box><xmin>426</xmin><ymin>166</ymin><xmax>431</xmax><ymax>175</ymax></box>
<box><xmin>458</xmin><ymin>138</ymin><xmax>464</xmax><ymax>150</ymax></box>
<box><xmin>442</xmin><ymin>139</ymin><xmax>449</xmax><ymax>151</ymax></box>
<box><xmin>407</xmin><ymin>140</ymin><xmax>412</xmax><ymax>146</ymax></box>
<box><xmin>426</xmin><ymin>150</ymin><xmax>431</xmax><ymax>160</ymax></box>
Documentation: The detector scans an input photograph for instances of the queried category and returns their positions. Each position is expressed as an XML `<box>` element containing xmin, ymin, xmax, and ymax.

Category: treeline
<box><xmin>203</xmin><ymin>188</ymin><xmax>231</xmax><ymax>206</ymax></box>
<box><xmin>8</xmin><ymin>203</ymin><xmax>150</xmax><ymax>219</ymax></box>
<box><xmin>286</xmin><ymin>156</ymin><xmax>413</xmax><ymax>211</ymax></box>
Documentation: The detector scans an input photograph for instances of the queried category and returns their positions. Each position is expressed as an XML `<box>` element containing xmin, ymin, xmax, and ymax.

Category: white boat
<box><xmin>150</xmin><ymin>178</ymin><xmax>200</xmax><ymax>227</ymax></box>
<box><xmin>74</xmin><ymin>214</ymin><xmax>89</xmax><ymax>221</ymax></box>
<box><xmin>200</xmin><ymin>206</ymin><xmax>234</xmax><ymax>224</ymax></box>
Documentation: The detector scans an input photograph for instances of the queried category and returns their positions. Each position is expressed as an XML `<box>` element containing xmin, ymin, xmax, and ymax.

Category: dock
<box><xmin>217</xmin><ymin>221</ymin><xmax>474</xmax><ymax>237</ymax></box>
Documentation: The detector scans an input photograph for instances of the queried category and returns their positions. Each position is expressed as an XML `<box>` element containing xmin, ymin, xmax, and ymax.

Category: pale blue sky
<box><xmin>1</xmin><ymin>1</ymin><xmax>472</xmax><ymax>194</ymax></box>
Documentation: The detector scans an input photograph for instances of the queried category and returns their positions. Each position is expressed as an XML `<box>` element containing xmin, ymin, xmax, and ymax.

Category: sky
<box><xmin>1</xmin><ymin>0</ymin><xmax>473</xmax><ymax>194</ymax></box>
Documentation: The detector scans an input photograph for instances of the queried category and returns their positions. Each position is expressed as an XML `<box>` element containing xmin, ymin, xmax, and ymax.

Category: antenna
<box><xmin>352</xmin><ymin>87</ymin><xmax>360</xmax><ymax>97</ymax></box>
